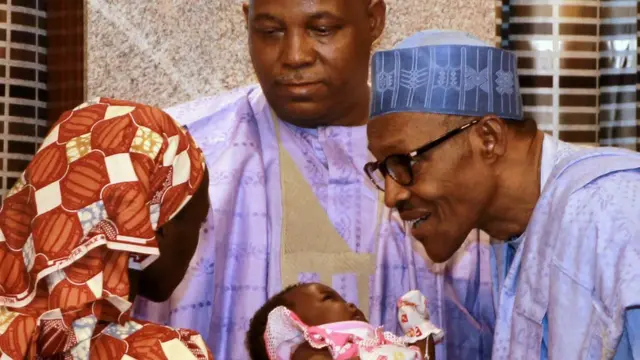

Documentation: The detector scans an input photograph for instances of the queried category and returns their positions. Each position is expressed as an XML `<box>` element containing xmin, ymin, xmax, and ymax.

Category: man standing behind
<box><xmin>136</xmin><ymin>2</ymin><xmax>496</xmax><ymax>359</ymax></box>
<box><xmin>367</xmin><ymin>29</ymin><xmax>640</xmax><ymax>359</ymax></box>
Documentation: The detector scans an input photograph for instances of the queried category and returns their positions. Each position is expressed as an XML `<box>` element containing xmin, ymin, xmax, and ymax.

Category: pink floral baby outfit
<box><xmin>264</xmin><ymin>290</ymin><xmax>444</xmax><ymax>359</ymax></box>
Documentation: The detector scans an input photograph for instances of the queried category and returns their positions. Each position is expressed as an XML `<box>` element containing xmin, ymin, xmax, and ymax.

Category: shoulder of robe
<box><xmin>164</xmin><ymin>84</ymin><xmax>262</xmax><ymax>128</ymax></box>
<box><xmin>548</xmin><ymin>147</ymin><xmax>640</xmax><ymax>204</ymax></box>
<box><xmin>163</xmin><ymin>84</ymin><xmax>264</xmax><ymax>161</ymax></box>
<box><xmin>564</xmin><ymin>168</ymin><xmax>640</xmax><ymax>223</ymax></box>
<box><xmin>559</xmin><ymin>168</ymin><xmax>640</xmax><ymax>312</ymax></box>
<box><xmin>555</xmin><ymin>153</ymin><xmax>640</xmax><ymax>239</ymax></box>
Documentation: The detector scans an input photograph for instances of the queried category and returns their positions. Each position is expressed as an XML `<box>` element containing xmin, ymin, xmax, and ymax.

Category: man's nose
<box><xmin>281</xmin><ymin>30</ymin><xmax>315</xmax><ymax>68</ymax></box>
<box><xmin>384</xmin><ymin>176</ymin><xmax>411</xmax><ymax>209</ymax></box>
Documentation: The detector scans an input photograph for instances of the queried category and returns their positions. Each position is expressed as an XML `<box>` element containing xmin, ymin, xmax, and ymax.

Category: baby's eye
<box><xmin>322</xmin><ymin>294</ymin><xmax>333</xmax><ymax>301</ymax></box>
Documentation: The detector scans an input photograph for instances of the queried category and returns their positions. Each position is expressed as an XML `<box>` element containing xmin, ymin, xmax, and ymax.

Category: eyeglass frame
<box><xmin>364</xmin><ymin>119</ymin><xmax>481</xmax><ymax>191</ymax></box>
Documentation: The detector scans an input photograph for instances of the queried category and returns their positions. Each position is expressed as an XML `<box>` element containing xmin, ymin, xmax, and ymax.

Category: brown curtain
<box><xmin>497</xmin><ymin>0</ymin><xmax>639</xmax><ymax>151</ymax></box>
<box><xmin>0</xmin><ymin>0</ymin><xmax>48</xmax><ymax>202</ymax></box>
<box><xmin>0</xmin><ymin>0</ymin><xmax>84</xmax><ymax>202</ymax></box>
<box><xmin>46</xmin><ymin>0</ymin><xmax>84</xmax><ymax>126</ymax></box>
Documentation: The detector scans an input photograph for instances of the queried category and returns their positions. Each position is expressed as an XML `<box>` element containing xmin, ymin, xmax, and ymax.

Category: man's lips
<box><xmin>278</xmin><ymin>80</ymin><xmax>322</xmax><ymax>86</ymax></box>
<box><xmin>399</xmin><ymin>210</ymin><xmax>432</xmax><ymax>229</ymax></box>
<box><xmin>275</xmin><ymin>81</ymin><xmax>323</xmax><ymax>98</ymax></box>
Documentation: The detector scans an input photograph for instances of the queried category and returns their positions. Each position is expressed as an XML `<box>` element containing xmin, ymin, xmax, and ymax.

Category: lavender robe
<box><xmin>492</xmin><ymin>139</ymin><xmax>640</xmax><ymax>359</ymax></box>
<box><xmin>134</xmin><ymin>85</ymin><xmax>496</xmax><ymax>360</ymax></box>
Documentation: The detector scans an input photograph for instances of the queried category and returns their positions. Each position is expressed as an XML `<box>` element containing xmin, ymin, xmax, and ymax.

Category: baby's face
<box><xmin>287</xmin><ymin>283</ymin><xmax>367</xmax><ymax>326</ymax></box>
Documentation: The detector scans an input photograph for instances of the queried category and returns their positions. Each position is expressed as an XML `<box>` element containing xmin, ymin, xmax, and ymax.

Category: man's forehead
<box><xmin>249</xmin><ymin>0</ymin><xmax>351</xmax><ymax>12</ymax></box>
<box><xmin>249</xmin><ymin>0</ymin><xmax>369</xmax><ymax>6</ymax></box>
<box><xmin>368</xmin><ymin>113</ymin><xmax>447</xmax><ymax>154</ymax></box>
<box><xmin>369</xmin><ymin>112</ymin><xmax>446</xmax><ymax>135</ymax></box>
<box><xmin>248</xmin><ymin>0</ymin><xmax>368</xmax><ymax>18</ymax></box>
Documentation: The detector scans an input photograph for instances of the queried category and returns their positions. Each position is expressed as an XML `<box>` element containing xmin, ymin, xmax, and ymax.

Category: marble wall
<box><xmin>85</xmin><ymin>0</ymin><xmax>494</xmax><ymax>109</ymax></box>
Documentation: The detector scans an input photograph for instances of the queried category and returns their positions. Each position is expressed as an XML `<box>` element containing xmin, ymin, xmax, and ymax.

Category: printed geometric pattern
<box><xmin>65</xmin><ymin>133</ymin><xmax>92</xmax><ymax>163</ymax></box>
<box><xmin>77</xmin><ymin>200</ymin><xmax>107</xmax><ymax>233</ymax></box>
<box><xmin>496</xmin><ymin>0</ymin><xmax>639</xmax><ymax>150</ymax></box>
<box><xmin>0</xmin><ymin>98</ymin><xmax>209</xmax><ymax>359</ymax></box>
<box><xmin>131</xmin><ymin>126</ymin><xmax>163</xmax><ymax>159</ymax></box>
<box><xmin>371</xmin><ymin>45</ymin><xmax>523</xmax><ymax>120</ymax></box>
<box><xmin>102</xmin><ymin>320</ymin><xmax>143</xmax><ymax>340</ymax></box>
<box><xmin>0</xmin><ymin>307</ymin><xmax>19</xmax><ymax>335</ymax></box>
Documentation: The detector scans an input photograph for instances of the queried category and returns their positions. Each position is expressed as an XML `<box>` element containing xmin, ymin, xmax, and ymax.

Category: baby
<box><xmin>246</xmin><ymin>282</ymin><xmax>444</xmax><ymax>360</ymax></box>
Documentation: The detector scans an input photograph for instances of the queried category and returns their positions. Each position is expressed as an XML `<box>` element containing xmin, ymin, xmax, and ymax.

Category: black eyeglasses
<box><xmin>364</xmin><ymin>119</ymin><xmax>480</xmax><ymax>191</ymax></box>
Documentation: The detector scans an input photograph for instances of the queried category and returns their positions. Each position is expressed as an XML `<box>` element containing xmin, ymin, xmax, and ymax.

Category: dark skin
<box><xmin>129</xmin><ymin>168</ymin><xmax>211</xmax><ymax>302</ymax></box>
<box><xmin>243</xmin><ymin>0</ymin><xmax>386</xmax><ymax>128</ymax></box>
<box><xmin>286</xmin><ymin>283</ymin><xmax>366</xmax><ymax>325</ymax></box>
<box><xmin>287</xmin><ymin>283</ymin><xmax>436</xmax><ymax>359</ymax></box>
<box><xmin>368</xmin><ymin>113</ymin><xmax>544</xmax><ymax>263</ymax></box>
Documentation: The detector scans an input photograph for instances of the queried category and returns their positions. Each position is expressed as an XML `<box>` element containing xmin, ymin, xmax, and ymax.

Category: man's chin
<box><xmin>424</xmin><ymin>249</ymin><xmax>456</xmax><ymax>263</ymax></box>
<box><xmin>271</xmin><ymin>102</ymin><xmax>329</xmax><ymax>128</ymax></box>
<box><xmin>416</xmin><ymin>235</ymin><xmax>462</xmax><ymax>263</ymax></box>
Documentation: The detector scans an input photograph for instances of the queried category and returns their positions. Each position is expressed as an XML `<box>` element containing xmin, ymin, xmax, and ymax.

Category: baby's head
<box><xmin>246</xmin><ymin>282</ymin><xmax>366</xmax><ymax>359</ymax></box>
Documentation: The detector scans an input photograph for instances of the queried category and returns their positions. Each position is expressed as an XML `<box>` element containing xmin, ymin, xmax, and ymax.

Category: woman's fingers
<box><xmin>426</xmin><ymin>335</ymin><xmax>436</xmax><ymax>360</ymax></box>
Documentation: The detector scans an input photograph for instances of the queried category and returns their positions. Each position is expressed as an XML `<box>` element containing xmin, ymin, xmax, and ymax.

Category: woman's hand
<box><xmin>425</xmin><ymin>335</ymin><xmax>436</xmax><ymax>360</ymax></box>
<box><xmin>413</xmin><ymin>334</ymin><xmax>437</xmax><ymax>359</ymax></box>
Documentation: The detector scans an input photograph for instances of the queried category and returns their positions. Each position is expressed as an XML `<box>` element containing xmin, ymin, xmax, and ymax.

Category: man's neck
<box><xmin>481</xmin><ymin>130</ymin><xmax>545</xmax><ymax>240</ymax></box>
<box><xmin>332</xmin><ymin>90</ymin><xmax>370</xmax><ymax>127</ymax></box>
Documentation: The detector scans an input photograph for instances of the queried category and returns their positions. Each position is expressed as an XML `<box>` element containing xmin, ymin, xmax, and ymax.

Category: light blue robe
<box><xmin>133</xmin><ymin>85</ymin><xmax>496</xmax><ymax>359</ymax></box>
<box><xmin>491</xmin><ymin>136</ymin><xmax>640</xmax><ymax>359</ymax></box>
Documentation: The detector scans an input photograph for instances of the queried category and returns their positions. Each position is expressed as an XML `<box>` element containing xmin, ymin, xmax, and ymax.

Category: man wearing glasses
<box><xmin>134</xmin><ymin>3</ymin><xmax>495</xmax><ymax>359</ymax></box>
<box><xmin>366</xmin><ymin>29</ymin><xmax>640</xmax><ymax>359</ymax></box>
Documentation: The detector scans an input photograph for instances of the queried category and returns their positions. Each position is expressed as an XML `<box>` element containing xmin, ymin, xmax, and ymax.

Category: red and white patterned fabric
<box><xmin>0</xmin><ymin>98</ymin><xmax>212</xmax><ymax>359</ymax></box>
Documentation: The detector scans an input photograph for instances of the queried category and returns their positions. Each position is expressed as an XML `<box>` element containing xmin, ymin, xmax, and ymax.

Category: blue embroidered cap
<box><xmin>370</xmin><ymin>30</ymin><xmax>523</xmax><ymax>121</ymax></box>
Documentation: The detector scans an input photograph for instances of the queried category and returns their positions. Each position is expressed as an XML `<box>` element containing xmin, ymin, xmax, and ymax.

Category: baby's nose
<box><xmin>348</xmin><ymin>302</ymin><xmax>364</xmax><ymax>316</ymax></box>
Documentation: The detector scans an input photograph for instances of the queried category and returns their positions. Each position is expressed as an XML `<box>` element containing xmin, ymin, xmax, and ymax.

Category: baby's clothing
<box><xmin>264</xmin><ymin>290</ymin><xmax>444</xmax><ymax>359</ymax></box>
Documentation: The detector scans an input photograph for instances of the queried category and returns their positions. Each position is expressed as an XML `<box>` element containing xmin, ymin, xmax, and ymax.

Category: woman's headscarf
<box><xmin>0</xmin><ymin>98</ymin><xmax>206</xmax><ymax>358</ymax></box>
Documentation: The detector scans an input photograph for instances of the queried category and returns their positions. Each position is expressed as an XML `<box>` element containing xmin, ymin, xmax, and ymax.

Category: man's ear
<box><xmin>473</xmin><ymin>115</ymin><xmax>508</xmax><ymax>162</ymax></box>
<box><xmin>242</xmin><ymin>2</ymin><xmax>250</xmax><ymax>28</ymax></box>
<box><xmin>367</xmin><ymin>0</ymin><xmax>386</xmax><ymax>43</ymax></box>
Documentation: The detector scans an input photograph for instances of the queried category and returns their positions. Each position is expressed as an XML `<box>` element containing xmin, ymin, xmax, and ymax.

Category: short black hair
<box><xmin>245</xmin><ymin>283</ymin><xmax>304</xmax><ymax>360</ymax></box>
